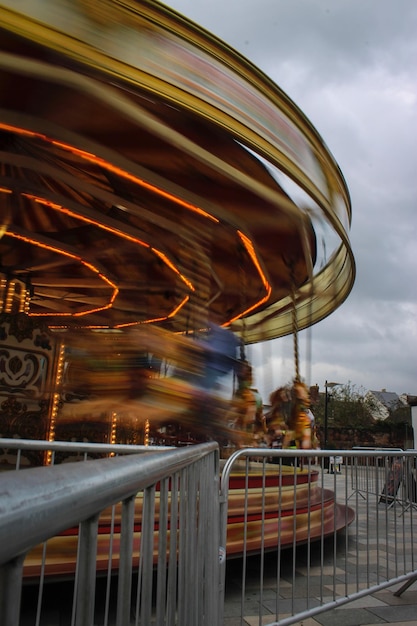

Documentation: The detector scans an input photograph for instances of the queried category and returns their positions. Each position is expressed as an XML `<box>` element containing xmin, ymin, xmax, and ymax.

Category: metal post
<box><xmin>0</xmin><ymin>554</ymin><xmax>25</xmax><ymax>626</ymax></box>
<box><xmin>324</xmin><ymin>381</ymin><xmax>341</xmax><ymax>450</ymax></box>
<box><xmin>324</xmin><ymin>380</ymin><xmax>329</xmax><ymax>450</ymax></box>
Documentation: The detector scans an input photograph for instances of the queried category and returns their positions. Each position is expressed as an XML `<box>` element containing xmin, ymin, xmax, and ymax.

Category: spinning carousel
<box><xmin>0</xmin><ymin>0</ymin><xmax>355</xmax><ymax>575</ymax></box>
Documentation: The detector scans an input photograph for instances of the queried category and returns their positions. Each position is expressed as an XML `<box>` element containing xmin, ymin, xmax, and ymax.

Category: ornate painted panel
<box><xmin>0</xmin><ymin>313</ymin><xmax>56</xmax><ymax>467</ymax></box>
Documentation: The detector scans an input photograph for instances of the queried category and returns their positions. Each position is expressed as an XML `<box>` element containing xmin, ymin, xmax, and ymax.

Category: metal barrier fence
<box><xmin>1</xmin><ymin>440</ymin><xmax>417</xmax><ymax>626</ymax></box>
<box><xmin>0</xmin><ymin>439</ymin><xmax>220</xmax><ymax>626</ymax></box>
<box><xmin>350</xmin><ymin>447</ymin><xmax>417</xmax><ymax>506</ymax></box>
<box><xmin>219</xmin><ymin>447</ymin><xmax>417</xmax><ymax>626</ymax></box>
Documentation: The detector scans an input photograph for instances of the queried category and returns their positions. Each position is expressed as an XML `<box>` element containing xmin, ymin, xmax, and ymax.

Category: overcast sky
<box><xmin>165</xmin><ymin>0</ymin><xmax>416</xmax><ymax>399</ymax></box>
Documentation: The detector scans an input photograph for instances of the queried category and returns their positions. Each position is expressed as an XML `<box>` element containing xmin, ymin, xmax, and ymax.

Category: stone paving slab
<box><xmin>222</xmin><ymin>469</ymin><xmax>417</xmax><ymax>625</ymax></box>
<box><xmin>223</xmin><ymin>586</ymin><xmax>417</xmax><ymax>626</ymax></box>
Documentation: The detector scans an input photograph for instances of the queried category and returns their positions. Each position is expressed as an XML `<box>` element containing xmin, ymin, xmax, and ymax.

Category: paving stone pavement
<box><xmin>222</xmin><ymin>468</ymin><xmax>417</xmax><ymax>626</ymax></box>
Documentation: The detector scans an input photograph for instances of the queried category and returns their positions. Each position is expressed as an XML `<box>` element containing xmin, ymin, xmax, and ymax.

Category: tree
<box><xmin>384</xmin><ymin>404</ymin><xmax>411</xmax><ymax>427</ymax></box>
<box><xmin>313</xmin><ymin>381</ymin><xmax>374</xmax><ymax>429</ymax></box>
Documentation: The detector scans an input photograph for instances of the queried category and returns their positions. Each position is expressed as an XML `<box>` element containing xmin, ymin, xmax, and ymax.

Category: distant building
<box><xmin>365</xmin><ymin>389</ymin><xmax>405</xmax><ymax>421</ymax></box>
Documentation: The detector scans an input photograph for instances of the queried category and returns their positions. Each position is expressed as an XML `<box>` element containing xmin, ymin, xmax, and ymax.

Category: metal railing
<box><xmin>0</xmin><ymin>439</ymin><xmax>220</xmax><ymax>626</ymax></box>
<box><xmin>350</xmin><ymin>447</ymin><xmax>417</xmax><ymax>505</ymax></box>
<box><xmin>219</xmin><ymin>447</ymin><xmax>417</xmax><ymax>626</ymax></box>
<box><xmin>1</xmin><ymin>440</ymin><xmax>417</xmax><ymax>626</ymax></box>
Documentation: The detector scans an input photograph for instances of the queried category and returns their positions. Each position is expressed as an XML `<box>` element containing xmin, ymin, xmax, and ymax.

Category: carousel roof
<box><xmin>0</xmin><ymin>0</ymin><xmax>354</xmax><ymax>343</ymax></box>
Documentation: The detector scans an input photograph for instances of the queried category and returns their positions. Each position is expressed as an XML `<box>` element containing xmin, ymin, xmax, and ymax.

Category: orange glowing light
<box><xmin>167</xmin><ymin>295</ymin><xmax>190</xmax><ymax>318</ymax></box>
<box><xmin>237</xmin><ymin>230</ymin><xmax>270</xmax><ymax>292</ymax></box>
<box><xmin>0</xmin><ymin>122</ymin><xmax>219</xmax><ymax>222</ymax></box>
<box><xmin>51</xmin><ymin>140</ymin><xmax>220</xmax><ymax>223</ymax></box>
<box><xmin>2</xmin><ymin>122</ymin><xmax>274</xmax><ymax>328</ymax></box>
<box><xmin>0</xmin><ymin>123</ymin><xmax>39</xmax><ymax>139</ymax></box>
<box><xmin>114</xmin><ymin>296</ymin><xmax>190</xmax><ymax>328</ymax></box>
<box><xmin>226</xmin><ymin>231</ymin><xmax>272</xmax><ymax>324</ymax></box>
<box><xmin>23</xmin><ymin>194</ymin><xmax>195</xmax><ymax>295</ymax></box>
<box><xmin>4</xmin><ymin>230</ymin><xmax>118</xmax><ymax>317</ymax></box>
<box><xmin>152</xmin><ymin>249</ymin><xmax>195</xmax><ymax>292</ymax></box>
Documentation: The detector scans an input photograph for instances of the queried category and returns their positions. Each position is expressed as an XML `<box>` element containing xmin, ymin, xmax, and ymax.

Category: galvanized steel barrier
<box><xmin>0</xmin><ymin>439</ymin><xmax>220</xmax><ymax>626</ymax></box>
<box><xmin>349</xmin><ymin>447</ymin><xmax>415</xmax><ymax>504</ymax></box>
<box><xmin>1</xmin><ymin>440</ymin><xmax>417</xmax><ymax>626</ymax></box>
<box><xmin>219</xmin><ymin>447</ymin><xmax>417</xmax><ymax>626</ymax></box>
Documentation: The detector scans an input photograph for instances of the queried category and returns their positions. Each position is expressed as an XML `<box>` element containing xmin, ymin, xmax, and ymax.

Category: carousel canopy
<box><xmin>0</xmin><ymin>0</ymin><xmax>354</xmax><ymax>343</ymax></box>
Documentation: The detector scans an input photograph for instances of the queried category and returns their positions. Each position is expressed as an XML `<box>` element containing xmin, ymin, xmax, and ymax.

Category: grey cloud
<box><xmin>167</xmin><ymin>0</ymin><xmax>417</xmax><ymax>395</ymax></box>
